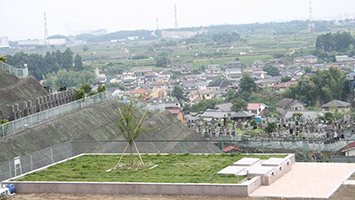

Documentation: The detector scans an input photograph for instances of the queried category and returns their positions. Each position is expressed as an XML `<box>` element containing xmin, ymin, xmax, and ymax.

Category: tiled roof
<box><xmin>321</xmin><ymin>100</ymin><xmax>350</xmax><ymax>108</ymax></box>
<box><xmin>166</xmin><ymin>108</ymin><xmax>181</xmax><ymax>115</ymax></box>
<box><xmin>342</xmin><ymin>141</ymin><xmax>355</xmax><ymax>152</ymax></box>
<box><xmin>130</xmin><ymin>89</ymin><xmax>149</xmax><ymax>94</ymax></box>
<box><xmin>273</xmin><ymin>81</ymin><xmax>298</xmax><ymax>88</ymax></box>
<box><xmin>248</xmin><ymin>103</ymin><xmax>265</xmax><ymax>110</ymax></box>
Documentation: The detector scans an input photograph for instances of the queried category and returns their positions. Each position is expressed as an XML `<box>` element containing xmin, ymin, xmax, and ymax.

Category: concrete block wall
<box><xmin>9</xmin><ymin>89</ymin><xmax>75</xmax><ymax>121</ymax></box>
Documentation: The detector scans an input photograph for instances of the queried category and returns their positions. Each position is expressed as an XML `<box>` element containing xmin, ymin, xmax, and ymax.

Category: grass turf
<box><xmin>17</xmin><ymin>154</ymin><xmax>285</xmax><ymax>184</ymax></box>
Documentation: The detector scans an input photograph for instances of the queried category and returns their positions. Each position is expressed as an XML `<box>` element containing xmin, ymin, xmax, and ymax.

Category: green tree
<box><xmin>97</xmin><ymin>84</ymin><xmax>106</xmax><ymax>93</ymax></box>
<box><xmin>80</xmin><ymin>83</ymin><xmax>92</xmax><ymax>93</ymax></box>
<box><xmin>250</xmin><ymin>119</ymin><xmax>257</xmax><ymax>129</ymax></box>
<box><xmin>74</xmin><ymin>54</ymin><xmax>83</xmax><ymax>71</ymax></box>
<box><xmin>82</xmin><ymin>45</ymin><xmax>89</xmax><ymax>52</ymax></box>
<box><xmin>283</xmin><ymin>67</ymin><xmax>350</xmax><ymax>105</ymax></box>
<box><xmin>0</xmin><ymin>56</ymin><xmax>7</xmax><ymax>63</ymax></box>
<box><xmin>110</xmin><ymin>100</ymin><xmax>150</xmax><ymax>169</ymax></box>
<box><xmin>239</xmin><ymin>73</ymin><xmax>257</xmax><ymax>93</ymax></box>
<box><xmin>74</xmin><ymin>89</ymin><xmax>85</xmax><ymax>100</ymax></box>
<box><xmin>172</xmin><ymin>86</ymin><xmax>185</xmax><ymax>101</ymax></box>
<box><xmin>62</xmin><ymin>48</ymin><xmax>74</xmax><ymax>70</ymax></box>
<box><xmin>281</xmin><ymin>76</ymin><xmax>291</xmax><ymax>82</ymax></box>
<box><xmin>231</xmin><ymin>98</ymin><xmax>247</xmax><ymax>112</ymax></box>
<box><xmin>263</xmin><ymin>65</ymin><xmax>280</xmax><ymax>76</ymax></box>
<box><xmin>265</xmin><ymin>122</ymin><xmax>277</xmax><ymax>134</ymax></box>
<box><xmin>155</xmin><ymin>56</ymin><xmax>171</xmax><ymax>67</ymax></box>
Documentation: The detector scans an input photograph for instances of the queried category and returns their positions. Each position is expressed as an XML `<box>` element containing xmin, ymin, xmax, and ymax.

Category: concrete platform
<box><xmin>233</xmin><ymin>158</ymin><xmax>260</xmax><ymax>166</ymax></box>
<box><xmin>217</xmin><ymin>166</ymin><xmax>246</xmax><ymax>175</ymax></box>
<box><xmin>343</xmin><ymin>180</ymin><xmax>355</xmax><ymax>185</ymax></box>
<box><xmin>250</xmin><ymin>162</ymin><xmax>355</xmax><ymax>199</ymax></box>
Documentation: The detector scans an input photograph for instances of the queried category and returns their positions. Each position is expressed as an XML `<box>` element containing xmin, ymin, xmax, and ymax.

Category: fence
<box><xmin>0</xmin><ymin>61</ymin><xmax>28</xmax><ymax>78</ymax></box>
<box><xmin>1</xmin><ymin>138</ymin><xmax>354</xmax><ymax>182</ymax></box>
<box><xmin>0</xmin><ymin>92</ymin><xmax>108</xmax><ymax>138</ymax></box>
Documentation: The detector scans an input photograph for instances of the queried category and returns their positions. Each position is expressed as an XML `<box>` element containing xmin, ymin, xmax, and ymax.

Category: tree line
<box><xmin>283</xmin><ymin>67</ymin><xmax>350</xmax><ymax>105</ymax></box>
<box><xmin>315</xmin><ymin>32</ymin><xmax>354</xmax><ymax>52</ymax></box>
<box><xmin>6</xmin><ymin>48</ymin><xmax>84</xmax><ymax>80</ymax></box>
<box><xmin>5</xmin><ymin>48</ymin><xmax>97</xmax><ymax>89</ymax></box>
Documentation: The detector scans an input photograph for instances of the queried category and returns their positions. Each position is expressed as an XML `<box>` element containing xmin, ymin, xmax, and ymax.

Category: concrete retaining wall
<box><xmin>2</xmin><ymin>181</ymin><xmax>253</xmax><ymax>197</ymax></box>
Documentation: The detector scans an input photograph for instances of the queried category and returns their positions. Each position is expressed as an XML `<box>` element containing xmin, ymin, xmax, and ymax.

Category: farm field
<box><xmin>17</xmin><ymin>154</ymin><xmax>285</xmax><ymax>184</ymax></box>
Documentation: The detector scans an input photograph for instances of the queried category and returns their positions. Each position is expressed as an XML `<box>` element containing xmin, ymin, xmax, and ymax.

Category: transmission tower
<box><xmin>308</xmin><ymin>0</ymin><xmax>316</xmax><ymax>33</ymax></box>
<box><xmin>44</xmin><ymin>12</ymin><xmax>49</xmax><ymax>47</ymax></box>
<box><xmin>174</xmin><ymin>4</ymin><xmax>178</xmax><ymax>29</ymax></box>
<box><xmin>156</xmin><ymin>18</ymin><xmax>159</xmax><ymax>30</ymax></box>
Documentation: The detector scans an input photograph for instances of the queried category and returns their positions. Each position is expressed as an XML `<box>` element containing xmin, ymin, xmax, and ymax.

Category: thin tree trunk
<box><xmin>129</xmin><ymin>143</ymin><xmax>133</xmax><ymax>167</ymax></box>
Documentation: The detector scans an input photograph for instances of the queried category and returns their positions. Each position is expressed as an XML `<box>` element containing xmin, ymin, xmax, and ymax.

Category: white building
<box><xmin>0</xmin><ymin>36</ymin><xmax>10</xmax><ymax>48</ymax></box>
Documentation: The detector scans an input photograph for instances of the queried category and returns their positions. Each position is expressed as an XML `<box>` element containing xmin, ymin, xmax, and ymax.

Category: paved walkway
<box><xmin>250</xmin><ymin>162</ymin><xmax>355</xmax><ymax>199</ymax></box>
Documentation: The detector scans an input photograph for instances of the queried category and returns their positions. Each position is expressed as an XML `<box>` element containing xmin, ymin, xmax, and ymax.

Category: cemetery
<box><xmin>186</xmin><ymin>112</ymin><xmax>355</xmax><ymax>161</ymax></box>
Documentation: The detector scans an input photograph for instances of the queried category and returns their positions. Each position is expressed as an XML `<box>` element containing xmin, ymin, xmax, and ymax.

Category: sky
<box><xmin>1</xmin><ymin>0</ymin><xmax>354</xmax><ymax>40</ymax></box>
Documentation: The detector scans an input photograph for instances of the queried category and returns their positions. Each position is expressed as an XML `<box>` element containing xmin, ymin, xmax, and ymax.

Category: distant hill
<box><xmin>73</xmin><ymin>20</ymin><xmax>337</xmax><ymax>43</ymax></box>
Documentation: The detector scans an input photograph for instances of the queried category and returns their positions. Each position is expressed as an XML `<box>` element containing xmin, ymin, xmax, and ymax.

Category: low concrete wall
<box><xmin>2</xmin><ymin>181</ymin><xmax>253</xmax><ymax>197</ymax></box>
<box><xmin>240</xmin><ymin>176</ymin><xmax>261</xmax><ymax>194</ymax></box>
<box><xmin>262</xmin><ymin>154</ymin><xmax>295</xmax><ymax>185</ymax></box>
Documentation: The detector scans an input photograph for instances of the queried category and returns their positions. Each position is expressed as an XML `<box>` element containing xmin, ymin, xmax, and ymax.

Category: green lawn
<box><xmin>17</xmin><ymin>154</ymin><xmax>285</xmax><ymax>184</ymax></box>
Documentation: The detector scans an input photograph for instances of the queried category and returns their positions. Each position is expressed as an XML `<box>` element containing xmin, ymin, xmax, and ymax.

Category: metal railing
<box><xmin>0</xmin><ymin>92</ymin><xmax>109</xmax><ymax>138</ymax></box>
<box><xmin>0</xmin><ymin>61</ymin><xmax>28</xmax><ymax>78</ymax></box>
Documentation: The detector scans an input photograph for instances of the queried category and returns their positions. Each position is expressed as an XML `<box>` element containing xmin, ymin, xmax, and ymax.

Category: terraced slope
<box><xmin>0</xmin><ymin>100</ymin><xmax>220</xmax><ymax>162</ymax></box>
<box><xmin>0</xmin><ymin>69</ymin><xmax>48</xmax><ymax>119</ymax></box>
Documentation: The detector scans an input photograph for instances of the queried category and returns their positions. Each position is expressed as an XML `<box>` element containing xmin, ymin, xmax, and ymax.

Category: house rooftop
<box><xmin>321</xmin><ymin>100</ymin><xmax>350</xmax><ymax>108</ymax></box>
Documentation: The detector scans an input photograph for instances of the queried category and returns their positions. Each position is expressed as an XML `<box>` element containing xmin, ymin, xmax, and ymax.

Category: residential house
<box><xmin>225</xmin><ymin>68</ymin><xmax>242</xmax><ymax>80</ymax></box>
<box><xmin>143</xmin><ymin>72</ymin><xmax>156</xmax><ymax>84</ymax></box>
<box><xmin>206</xmin><ymin>80</ymin><xmax>230</xmax><ymax>98</ymax></box>
<box><xmin>251</xmin><ymin>60</ymin><xmax>265</xmax><ymax>68</ymax></box>
<box><xmin>247</xmin><ymin>103</ymin><xmax>268</xmax><ymax>116</ymax></box>
<box><xmin>199</xmin><ymin>102</ymin><xmax>235</xmax><ymax>121</ymax></box>
<box><xmin>275</xmin><ymin>98</ymin><xmax>306</xmax><ymax>115</ymax></box>
<box><xmin>293</xmin><ymin>57</ymin><xmax>305</xmax><ymax>63</ymax></box>
<box><xmin>320</xmin><ymin>100</ymin><xmax>351</xmax><ymax>114</ymax></box>
<box><xmin>195</xmin><ymin>81</ymin><xmax>209</xmax><ymax>90</ymax></box>
<box><xmin>131</xmin><ymin>67</ymin><xmax>153</xmax><ymax>76</ymax></box>
<box><xmin>267</xmin><ymin>58</ymin><xmax>283</xmax><ymax>65</ymax></box>
<box><xmin>200</xmin><ymin>109</ymin><xmax>236</xmax><ymax>121</ymax></box>
<box><xmin>180</xmin><ymin>81</ymin><xmax>198</xmax><ymax>94</ymax></box>
<box><xmin>336</xmin><ymin>55</ymin><xmax>349</xmax><ymax>62</ymax></box>
<box><xmin>273</xmin><ymin>81</ymin><xmax>298</xmax><ymax>92</ymax></box>
<box><xmin>284</xmin><ymin>110</ymin><xmax>320</xmax><ymax>120</ymax></box>
<box><xmin>252</xmin><ymin>70</ymin><xmax>267</xmax><ymax>79</ymax></box>
<box><xmin>215</xmin><ymin>102</ymin><xmax>233</xmax><ymax>112</ymax></box>
<box><xmin>231</xmin><ymin>110</ymin><xmax>255</xmax><ymax>121</ymax></box>
<box><xmin>341</xmin><ymin>141</ymin><xmax>355</xmax><ymax>156</ymax></box>
<box><xmin>189</xmin><ymin>89</ymin><xmax>214</xmax><ymax>103</ymax></box>
<box><xmin>205</xmin><ymin>64</ymin><xmax>222</xmax><ymax>75</ymax></box>
<box><xmin>160</xmin><ymin>97</ymin><xmax>181</xmax><ymax>109</ymax></box>
<box><xmin>166</xmin><ymin>108</ymin><xmax>184</xmax><ymax>124</ymax></box>
<box><xmin>255</xmin><ymin>76</ymin><xmax>281</xmax><ymax>88</ymax></box>
<box><xmin>225</xmin><ymin>61</ymin><xmax>241</xmax><ymax>68</ymax></box>
<box><xmin>130</xmin><ymin>89</ymin><xmax>149</xmax><ymax>99</ymax></box>
<box><xmin>304</xmin><ymin>55</ymin><xmax>318</xmax><ymax>63</ymax></box>
<box><xmin>280</xmin><ymin>68</ymin><xmax>304</xmax><ymax>77</ymax></box>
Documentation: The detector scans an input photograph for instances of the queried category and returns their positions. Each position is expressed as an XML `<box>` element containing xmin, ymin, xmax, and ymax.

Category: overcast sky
<box><xmin>1</xmin><ymin>0</ymin><xmax>354</xmax><ymax>40</ymax></box>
